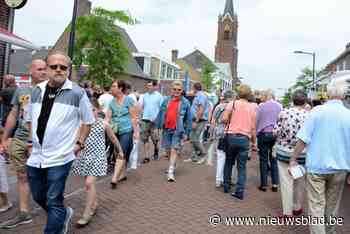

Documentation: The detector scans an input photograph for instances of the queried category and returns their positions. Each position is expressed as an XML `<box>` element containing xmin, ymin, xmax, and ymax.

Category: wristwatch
<box><xmin>76</xmin><ymin>140</ymin><xmax>86</xmax><ymax>150</ymax></box>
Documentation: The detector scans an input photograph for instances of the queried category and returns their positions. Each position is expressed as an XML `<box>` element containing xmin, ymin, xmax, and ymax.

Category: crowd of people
<box><xmin>0</xmin><ymin>51</ymin><xmax>349</xmax><ymax>234</ymax></box>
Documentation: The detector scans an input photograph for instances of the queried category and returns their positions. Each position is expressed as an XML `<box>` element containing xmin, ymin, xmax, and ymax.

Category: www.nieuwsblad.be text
<box><xmin>208</xmin><ymin>214</ymin><xmax>344</xmax><ymax>226</ymax></box>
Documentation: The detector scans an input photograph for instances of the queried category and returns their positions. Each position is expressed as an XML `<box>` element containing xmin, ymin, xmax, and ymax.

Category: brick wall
<box><xmin>215</xmin><ymin>15</ymin><xmax>238</xmax><ymax>81</ymax></box>
<box><xmin>0</xmin><ymin>0</ymin><xmax>10</xmax><ymax>81</ymax></box>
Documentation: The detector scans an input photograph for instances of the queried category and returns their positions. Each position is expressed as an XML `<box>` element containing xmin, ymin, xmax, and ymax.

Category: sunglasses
<box><xmin>49</xmin><ymin>64</ymin><xmax>68</xmax><ymax>71</ymax></box>
<box><xmin>172</xmin><ymin>88</ymin><xmax>183</xmax><ymax>92</ymax></box>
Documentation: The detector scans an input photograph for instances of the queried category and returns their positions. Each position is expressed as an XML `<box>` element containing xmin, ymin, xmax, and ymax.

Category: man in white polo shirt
<box><xmin>26</xmin><ymin>52</ymin><xmax>94</xmax><ymax>234</ymax></box>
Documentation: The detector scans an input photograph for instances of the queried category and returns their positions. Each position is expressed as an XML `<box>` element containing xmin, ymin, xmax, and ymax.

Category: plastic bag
<box><xmin>128</xmin><ymin>140</ymin><xmax>139</xmax><ymax>170</ymax></box>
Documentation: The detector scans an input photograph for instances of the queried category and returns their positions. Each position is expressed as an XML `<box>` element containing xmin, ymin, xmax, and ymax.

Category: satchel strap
<box><xmin>224</xmin><ymin>101</ymin><xmax>236</xmax><ymax>132</ymax></box>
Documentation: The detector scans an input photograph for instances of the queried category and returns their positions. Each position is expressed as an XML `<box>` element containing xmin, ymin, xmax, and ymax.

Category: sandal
<box><xmin>142</xmin><ymin>158</ymin><xmax>150</xmax><ymax>164</ymax></box>
<box><xmin>76</xmin><ymin>215</ymin><xmax>92</xmax><ymax>227</ymax></box>
<box><xmin>90</xmin><ymin>207</ymin><xmax>98</xmax><ymax>216</ymax></box>
<box><xmin>110</xmin><ymin>182</ymin><xmax>117</xmax><ymax>189</ymax></box>
<box><xmin>118</xmin><ymin>177</ymin><xmax>127</xmax><ymax>182</ymax></box>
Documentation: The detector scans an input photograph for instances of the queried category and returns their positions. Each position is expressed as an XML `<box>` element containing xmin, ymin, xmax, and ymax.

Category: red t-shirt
<box><xmin>165</xmin><ymin>97</ymin><xmax>180</xmax><ymax>129</ymax></box>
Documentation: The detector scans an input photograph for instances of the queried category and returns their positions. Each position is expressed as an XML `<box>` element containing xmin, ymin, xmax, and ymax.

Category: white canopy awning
<box><xmin>0</xmin><ymin>28</ymin><xmax>39</xmax><ymax>50</ymax></box>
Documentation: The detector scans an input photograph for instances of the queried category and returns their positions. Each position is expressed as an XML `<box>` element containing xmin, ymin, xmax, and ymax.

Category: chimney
<box><xmin>171</xmin><ymin>50</ymin><xmax>179</xmax><ymax>63</ymax></box>
<box><xmin>77</xmin><ymin>0</ymin><xmax>92</xmax><ymax>17</ymax></box>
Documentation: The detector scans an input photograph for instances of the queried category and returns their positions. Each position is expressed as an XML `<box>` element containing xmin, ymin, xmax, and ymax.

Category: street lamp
<box><xmin>294</xmin><ymin>50</ymin><xmax>316</xmax><ymax>90</ymax></box>
<box><xmin>67</xmin><ymin>0</ymin><xmax>78</xmax><ymax>79</ymax></box>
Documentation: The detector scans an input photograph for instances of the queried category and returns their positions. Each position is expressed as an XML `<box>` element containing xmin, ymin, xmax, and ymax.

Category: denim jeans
<box><xmin>117</xmin><ymin>131</ymin><xmax>134</xmax><ymax>162</ymax></box>
<box><xmin>257</xmin><ymin>132</ymin><xmax>279</xmax><ymax>187</ymax></box>
<box><xmin>223</xmin><ymin>134</ymin><xmax>249</xmax><ymax>197</ymax></box>
<box><xmin>27</xmin><ymin>161</ymin><xmax>72</xmax><ymax>234</ymax></box>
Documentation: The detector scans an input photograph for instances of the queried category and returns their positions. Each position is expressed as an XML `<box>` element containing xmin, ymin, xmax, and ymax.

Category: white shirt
<box><xmin>98</xmin><ymin>93</ymin><xmax>114</xmax><ymax>113</ymax></box>
<box><xmin>27</xmin><ymin>79</ymin><xmax>95</xmax><ymax>168</ymax></box>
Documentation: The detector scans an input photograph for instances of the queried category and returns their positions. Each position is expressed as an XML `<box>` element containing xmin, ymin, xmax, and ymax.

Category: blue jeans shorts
<box><xmin>161</xmin><ymin>129</ymin><xmax>183</xmax><ymax>151</ymax></box>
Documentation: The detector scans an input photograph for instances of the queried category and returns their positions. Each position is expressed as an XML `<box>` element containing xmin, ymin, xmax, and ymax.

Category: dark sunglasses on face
<box><xmin>173</xmin><ymin>88</ymin><xmax>182</xmax><ymax>92</ymax></box>
<box><xmin>49</xmin><ymin>64</ymin><xmax>68</xmax><ymax>71</ymax></box>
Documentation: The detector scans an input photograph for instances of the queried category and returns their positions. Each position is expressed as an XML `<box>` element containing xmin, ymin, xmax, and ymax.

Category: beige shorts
<box><xmin>9</xmin><ymin>138</ymin><xmax>29</xmax><ymax>173</ymax></box>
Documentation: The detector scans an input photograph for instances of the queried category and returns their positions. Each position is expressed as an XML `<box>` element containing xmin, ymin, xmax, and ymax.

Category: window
<box><xmin>343</xmin><ymin>60</ymin><xmax>347</xmax><ymax>71</ymax></box>
<box><xmin>161</xmin><ymin>62</ymin><xmax>166</xmax><ymax>79</ymax></box>
<box><xmin>167</xmin><ymin>66</ymin><xmax>173</xmax><ymax>79</ymax></box>
<box><xmin>224</xmin><ymin>30</ymin><xmax>230</xmax><ymax>40</ymax></box>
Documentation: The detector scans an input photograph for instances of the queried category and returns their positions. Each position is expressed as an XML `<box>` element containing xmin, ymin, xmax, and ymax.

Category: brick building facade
<box><xmin>215</xmin><ymin>0</ymin><xmax>239</xmax><ymax>84</ymax></box>
<box><xmin>0</xmin><ymin>0</ymin><xmax>11</xmax><ymax>84</ymax></box>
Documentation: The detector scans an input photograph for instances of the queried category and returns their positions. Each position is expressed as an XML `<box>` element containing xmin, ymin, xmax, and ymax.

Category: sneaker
<box><xmin>61</xmin><ymin>207</ymin><xmax>74</xmax><ymax>234</ymax></box>
<box><xmin>196</xmin><ymin>157</ymin><xmax>207</xmax><ymax>165</ymax></box>
<box><xmin>153</xmin><ymin>154</ymin><xmax>160</xmax><ymax>161</ymax></box>
<box><xmin>1</xmin><ymin>212</ymin><xmax>32</xmax><ymax>229</ymax></box>
<box><xmin>167</xmin><ymin>174</ymin><xmax>176</xmax><ymax>182</ymax></box>
<box><xmin>215</xmin><ymin>181</ymin><xmax>222</xmax><ymax>188</ymax></box>
<box><xmin>0</xmin><ymin>202</ymin><xmax>13</xmax><ymax>213</ymax></box>
<box><xmin>183</xmin><ymin>158</ymin><xmax>193</xmax><ymax>163</ymax></box>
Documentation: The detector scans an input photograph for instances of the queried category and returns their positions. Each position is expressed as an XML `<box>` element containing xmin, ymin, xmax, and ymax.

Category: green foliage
<box><xmin>201</xmin><ymin>59</ymin><xmax>216</xmax><ymax>91</ymax></box>
<box><xmin>73</xmin><ymin>7</ymin><xmax>137</xmax><ymax>87</ymax></box>
<box><xmin>281</xmin><ymin>88</ymin><xmax>292</xmax><ymax>107</ymax></box>
<box><xmin>292</xmin><ymin>67</ymin><xmax>313</xmax><ymax>91</ymax></box>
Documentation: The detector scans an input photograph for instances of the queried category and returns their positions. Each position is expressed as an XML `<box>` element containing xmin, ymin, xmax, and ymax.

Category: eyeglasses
<box><xmin>49</xmin><ymin>64</ymin><xmax>68</xmax><ymax>71</ymax></box>
<box><xmin>172</xmin><ymin>88</ymin><xmax>182</xmax><ymax>92</ymax></box>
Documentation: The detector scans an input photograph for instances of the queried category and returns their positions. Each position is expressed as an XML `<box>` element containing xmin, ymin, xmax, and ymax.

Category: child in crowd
<box><xmin>0</xmin><ymin>128</ymin><xmax>12</xmax><ymax>213</ymax></box>
<box><xmin>72</xmin><ymin>99</ymin><xmax>124</xmax><ymax>227</ymax></box>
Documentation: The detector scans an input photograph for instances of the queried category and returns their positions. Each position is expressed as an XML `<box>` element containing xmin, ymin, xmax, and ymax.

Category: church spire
<box><xmin>224</xmin><ymin>0</ymin><xmax>234</xmax><ymax>17</ymax></box>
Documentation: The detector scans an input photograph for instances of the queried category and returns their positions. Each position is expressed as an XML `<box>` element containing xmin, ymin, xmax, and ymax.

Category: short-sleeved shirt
<box><xmin>191</xmin><ymin>91</ymin><xmax>209</xmax><ymax>121</ymax></box>
<box><xmin>296</xmin><ymin>100</ymin><xmax>350</xmax><ymax>174</ymax></box>
<box><xmin>98</xmin><ymin>93</ymin><xmax>114</xmax><ymax>113</ymax></box>
<box><xmin>11</xmin><ymin>87</ymin><xmax>31</xmax><ymax>141</ymax></box>
<box><xmin>0</xmin><ymin>87</ymin><xmax>16</xmax><ymax>124</ymax></box>
<box><xmin>27</xmin><ymin>79</ymin><xmax>95</xmax><ymax>169</ymax></box>
<box><xmin>141</xmin><ymin>91</ymin><xmax>163</xmax><ymax>121</ymax></box>
<box><xmin>224</xmin><ymin>99</ymin><xmax>257</xmax><ymax>139</ymax></box>
<box><xmin>256</xmin><ymin>100</ymin><xmax>283</xmax><ymax>134</ymax></box>
<box><xmin>109</xmin><ymin>96</ymin><xmax>135</xmax><ymax>135</ymax></box>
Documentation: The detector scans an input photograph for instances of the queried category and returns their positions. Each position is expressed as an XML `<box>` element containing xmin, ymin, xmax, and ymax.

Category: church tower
<box><xmin>215</xmin><ymin>0</ymin><xmax>238</xmax><ymax>83</ymax></box>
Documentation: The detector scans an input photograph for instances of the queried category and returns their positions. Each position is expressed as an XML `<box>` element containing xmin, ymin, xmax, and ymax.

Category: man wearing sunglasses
<box><xmin>25</xmin><ymin>52</ymin><xmax>94</xmax><ymax>234</ymax></box>
<box><xmin>0</xmin><ymin>59</ymin><xmax>46</xmax><ymax>229</ymax></box>
<box><xmin>156</xmin><ymin>81</ymin><xmax>192</xmax><ymax>182</ymax></box>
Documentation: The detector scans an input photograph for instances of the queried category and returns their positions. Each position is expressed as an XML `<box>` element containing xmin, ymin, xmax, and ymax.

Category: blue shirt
<box><xmin>191</xmin><ymin>91</ymin><xmax>209</xmax><ymax>121</ymax></box>
<box><xmin>296</xmin><ymin>100</ymin><xmax>350</xmax><ymax>174</ymax></box>
<box><xmin>109</xmin><ymin>96</ymin><xmax>135</xmax><ymax>134</ymax></box>
<box><xmin>141</xmin><ymin>91</ymin><xmax>163</xmax><ymax>121</ymax></box>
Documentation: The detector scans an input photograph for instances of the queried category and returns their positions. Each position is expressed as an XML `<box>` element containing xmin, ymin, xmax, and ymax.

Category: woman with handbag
<box><xmin>105</xmin><ymin>80</ymin><xmax>139</xmax><ymax>189</ymax></box>
<box><xmin>221</xmin><ymin>85</ymin><xmax>257</xmax><ymax>200</ymax></box>
<box><xmin>210</xmin><ymin>91</ymin><xmax>235</xmax><ymax>188</ymax></box>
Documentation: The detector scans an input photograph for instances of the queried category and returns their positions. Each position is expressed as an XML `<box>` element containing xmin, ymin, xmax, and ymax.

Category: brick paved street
<box><xmin>1</xmin><ymin>145</ymin><xmax>350</xmax><ymax>234</ymax></box>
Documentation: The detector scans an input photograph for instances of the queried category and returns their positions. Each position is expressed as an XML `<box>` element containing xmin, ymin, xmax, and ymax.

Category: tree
<box><xmin>73</xmin><ymin>7</ymin><xmax>138</xmax><ymax>87</ymax></box>
<box><xmin>292</xmin><ymin>67</ymin><xmax>313</xmax><ymax>91</ymax></box>
<box><xmin>201</xmin><ymin>59</ymin><xmax>216</xmax><ymax>91</ymax></box>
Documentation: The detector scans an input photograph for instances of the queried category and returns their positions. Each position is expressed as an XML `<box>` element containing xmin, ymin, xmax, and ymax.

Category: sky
<box><xmin>13</xmin><ymin>0</ymin><xmax>350</xmax><ymax>96</ymax></box>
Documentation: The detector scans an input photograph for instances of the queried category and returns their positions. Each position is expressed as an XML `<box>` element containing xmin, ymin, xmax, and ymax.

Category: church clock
<box><xmin>4</xmin><ymin>0</ymin><xmax>27</xmax><ymax>9</ymax></box>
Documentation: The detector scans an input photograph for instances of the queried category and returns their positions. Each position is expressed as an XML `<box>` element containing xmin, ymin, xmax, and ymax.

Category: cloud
<box><xmin>12</xmin><ymin>0</ymin><xmax>350</xmax><ymax>94</ymax></box>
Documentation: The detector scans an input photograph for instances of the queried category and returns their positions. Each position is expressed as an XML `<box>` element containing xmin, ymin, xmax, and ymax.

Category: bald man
<box><xmin>0</xmin><ymin>59</ymin><xmax>47</xmax><ymax>229</ymax></box>
<box><xmin>26</xmin><ymin>52</ymin><xmax>94</xmax><ymax>234</ymax></box>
